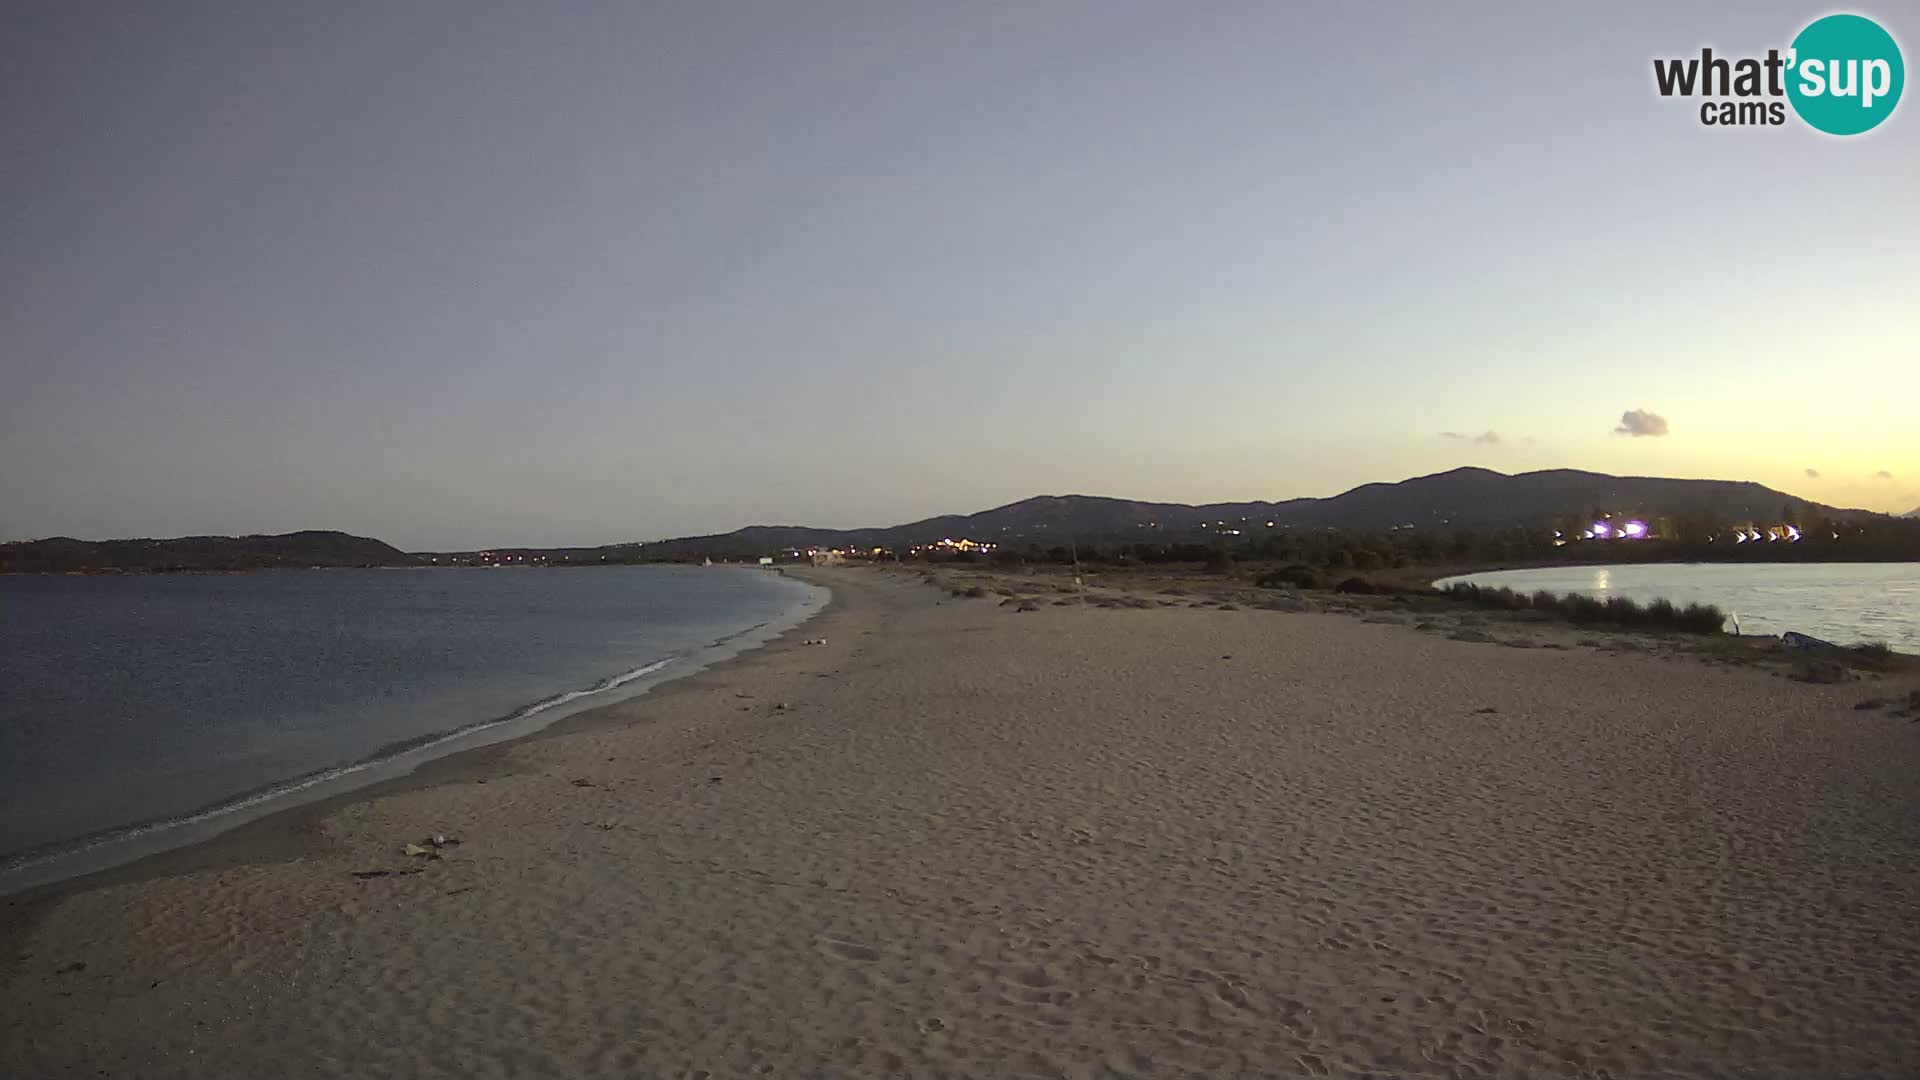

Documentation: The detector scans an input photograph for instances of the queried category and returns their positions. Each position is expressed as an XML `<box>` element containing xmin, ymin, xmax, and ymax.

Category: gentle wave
<box><xmin>0</xmin><ymin>652</ymin><xmax>682</xmax><ymax>877</ymax></box>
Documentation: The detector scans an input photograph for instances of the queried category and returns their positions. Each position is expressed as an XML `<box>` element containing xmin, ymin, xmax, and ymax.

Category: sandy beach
<box><xmin>4</xmin><ymin>566</ymin><xmax>1918</xmax><ymax>1078</ymax></box>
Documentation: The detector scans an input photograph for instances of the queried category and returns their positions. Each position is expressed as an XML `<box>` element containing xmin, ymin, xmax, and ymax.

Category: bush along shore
<box><xmin>1438</xmin><ymin>582</ymin><xmax>1727</xmax><ymax>634</ymax></box>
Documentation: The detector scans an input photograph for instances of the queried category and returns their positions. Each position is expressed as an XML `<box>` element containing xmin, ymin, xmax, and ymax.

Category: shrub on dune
<box><xmin>1258</xmin><ymin>564</ymin><xmax>1320</xmax><ymax>590</ymax></box>
<box><xmin>1561</xmin><ymin>593</ymin><xmax>1608</xmax><ymax>623</ymax></box>
<box><xmin>1676</xmin><ymin>603</ymin><xmax>1727</xmax><ymax>634</ymax></box>
<box><xmin>1604</xmin><ymin>595</ymin><xmax>1646</xmax><ymax>626</ymax></box>
<box><xmin>1440</xmin><ymin>583</ymin><xmax>1720</xmax><ymax>635</ymax></box>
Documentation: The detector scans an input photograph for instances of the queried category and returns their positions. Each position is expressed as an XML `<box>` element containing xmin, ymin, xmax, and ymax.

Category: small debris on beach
<box><xmin>54</xmin><ymin>961</ymin><xmax>85</xmax><ymax>975</ymax></box>
<box><xmin>396</xmin><ymin>835</ymin><xmax>461</xmax><ymax>860</ymax></box>
<box><xmin>570</xmin><ymin>778</ymin><xmax>595</xmax><ymax>787</ymax></box>
<box><xmin>1475</xmin><ymin>706</ymin><xmax>1499</xmax><ymax>714</ymax></box>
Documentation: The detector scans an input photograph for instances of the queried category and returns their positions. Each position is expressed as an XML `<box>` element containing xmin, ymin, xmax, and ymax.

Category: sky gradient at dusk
<box><xmin>4</xmin><ymin>1</ymin><xmax>1915</xmax><ymax>548</ymax></box>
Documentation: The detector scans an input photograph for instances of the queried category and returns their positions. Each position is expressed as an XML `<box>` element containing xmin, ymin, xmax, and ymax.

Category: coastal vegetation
<box><xmin>1437</xmin><ymin>581</ymin><xmax>1727</xmax><ymax>634</ymax></box>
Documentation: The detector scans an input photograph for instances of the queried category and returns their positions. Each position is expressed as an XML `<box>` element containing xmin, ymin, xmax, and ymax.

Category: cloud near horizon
<box><xmin>1613</xmin><ymin>409</ymin><xmax>1669</xmax><ymax>437</ymax></box>
<box><xmin>1440</xmin><ymin>430</ymin><xmax>1501</xmax><ymax>446</ymax></box>
<box><xmin>1804</xmin><ymin>468</ymin><xmax>1821</xmax><ymax>479</ymax></box>
<box><xmin>1872</xmin><ymin>470</ymin><xmax>1894</xmax><ymax>479</ymax></box>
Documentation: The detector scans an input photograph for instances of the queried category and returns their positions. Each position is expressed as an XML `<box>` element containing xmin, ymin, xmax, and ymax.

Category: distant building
<box><xmin>909</xmin><ymin>537</ymin><xmax>996</xmax><ymax>555</ymax></box>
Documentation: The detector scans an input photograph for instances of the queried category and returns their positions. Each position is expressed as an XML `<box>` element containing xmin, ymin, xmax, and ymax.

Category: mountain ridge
<box><xmin>626</xmin><ymin>467</ymin><xmax>1873</xmax><ymax>558</ymax></box>
<box><xmin>0</xmin><ymin>531</ymin><xmax>417</xmax><ymax>574</ymax></box>
<box><xmin>7</xmin><ymin>469</ymin><xmax>1896</xmax><ymax>568</ymax></box>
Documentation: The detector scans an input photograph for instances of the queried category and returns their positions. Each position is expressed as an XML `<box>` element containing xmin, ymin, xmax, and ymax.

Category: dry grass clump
<box><xmin>1789</xmin><ymin>657</ymin><xmax>1850</xmax><ymax>684</ymax></box>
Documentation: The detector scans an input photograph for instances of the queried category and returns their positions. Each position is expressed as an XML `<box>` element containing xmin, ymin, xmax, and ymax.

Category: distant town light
<box><xmin>1622</xmin><ymin>521</ymin><xmax>1648</xmax><ymax>538</ymax></box>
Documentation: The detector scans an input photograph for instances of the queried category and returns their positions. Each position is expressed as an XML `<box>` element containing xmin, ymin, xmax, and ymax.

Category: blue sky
<box><xmin>4</xmin><ymin>1</ymin><xmax>1915</xmax><ymax>548</ymax></box>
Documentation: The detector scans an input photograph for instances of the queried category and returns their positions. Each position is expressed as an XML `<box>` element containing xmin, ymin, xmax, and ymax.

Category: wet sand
<box><xmin>4</xmin><ymin>566</ymin><xmax>1918</xmax><ymax>1078</ymax></box>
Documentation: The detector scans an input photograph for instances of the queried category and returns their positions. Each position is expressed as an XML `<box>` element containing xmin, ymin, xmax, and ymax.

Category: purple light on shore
<box><xmin>1622</xmin><ymin>520</ymin><xmax>1648</xmax><ymax>538</ymax></box>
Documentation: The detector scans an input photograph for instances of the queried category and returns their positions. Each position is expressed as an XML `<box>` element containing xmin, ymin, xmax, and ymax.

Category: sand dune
<box><xmin>5</xmin><ymin>567</ymin><xmax>1918</xmax><ymax>1078</ymax></box>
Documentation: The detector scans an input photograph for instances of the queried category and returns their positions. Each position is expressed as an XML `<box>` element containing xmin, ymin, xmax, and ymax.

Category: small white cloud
<box><xmin>1440</xmin><ymin>430</ymin><xmax>1501</xmax><ymax>445</ymax></box>
<box><xmin>1613</xmin><ymin>409</ymin><xmax>1669</xmax><ymax>437</ymax></box>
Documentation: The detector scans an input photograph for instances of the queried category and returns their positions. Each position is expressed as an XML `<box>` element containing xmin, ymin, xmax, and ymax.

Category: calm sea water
<box><xmin>0</xmin><ymin>566</ymin><xmax>823</xmax><ymax>888</ymax></box>
<box><xmin>1435</xmin><ymin>562</ymin><xmax>1919</xmax><ymax>650</ymax></box>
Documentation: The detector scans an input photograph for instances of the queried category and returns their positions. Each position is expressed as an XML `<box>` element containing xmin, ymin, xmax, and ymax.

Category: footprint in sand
<box><xmin>1212</xmin><ymin>982</ymin><xmax>1252</xmax><ymax>1010</ymax></box>
<box><xmin>1015</xmin><ymin>966</ymin><xmax>1055</xmax><ymax>988</ymax></box>
<box><xmin>819</xmin><ymin>938</ymin><xmax>879</xmax><ymax>963</ymax></box>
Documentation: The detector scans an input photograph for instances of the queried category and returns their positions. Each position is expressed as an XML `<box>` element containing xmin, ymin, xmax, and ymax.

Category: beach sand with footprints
<box><xmin>6</xmin><ymin>566</ymin><xmax>1918</xmax><ymax>1077</ymax></box>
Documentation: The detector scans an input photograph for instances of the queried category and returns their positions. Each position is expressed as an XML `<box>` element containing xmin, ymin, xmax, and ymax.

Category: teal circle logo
<box><xmin>1786</xmin><ymin>14</ymin><xmax>1904</xmax><ymax>135</ymax></box>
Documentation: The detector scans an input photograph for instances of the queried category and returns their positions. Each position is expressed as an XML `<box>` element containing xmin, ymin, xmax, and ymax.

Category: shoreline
<box><xmin>2</xmin><ymin>571</ymin><xmax>843</xmax><ymax>998</ymax></box>
<box><xmin>0</xmin><ymin>569</ymin><xmax>833</xmax><ymax>901</ymax></box>
<box><xmin>7</xmin><ymin>565</ymin><xmax>1917</xmax><ymax>1077</ymax></box>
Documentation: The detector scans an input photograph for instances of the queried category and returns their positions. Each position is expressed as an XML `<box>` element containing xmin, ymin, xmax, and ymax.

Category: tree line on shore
<box><xmin>919</xmin><ymin>513</ymin><xmax>1920</xmax><ymax>573</ymax></box>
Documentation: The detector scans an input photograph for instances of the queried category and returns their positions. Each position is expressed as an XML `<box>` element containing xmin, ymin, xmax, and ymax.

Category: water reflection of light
<box><xmin>1592</xmin><ymin>568</ymin><xmax>1612</xmax><ymax>592</ymax></box>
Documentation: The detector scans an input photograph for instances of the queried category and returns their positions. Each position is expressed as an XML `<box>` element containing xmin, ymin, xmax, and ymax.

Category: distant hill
<box><xmin>0</xmin><ymin>531</ymin><xmax>418</xmax><ymax>574</ymax></box>
<box><xmin>625</xmin><ymin>467</ymin><xmax>1864</xmax><ymax>558</ymax></box>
